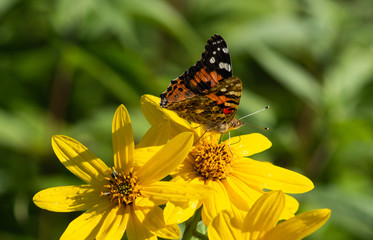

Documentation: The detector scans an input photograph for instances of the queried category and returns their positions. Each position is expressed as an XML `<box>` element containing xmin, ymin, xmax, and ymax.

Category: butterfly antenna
<box><xmin>238</xmin><ymin>106</ymin><xmax>270</xmax><ymax>130</ymax></box>
<box><xmin>238</xmin><ymin>106</ymin><xmax>270</xmax><ymax>121</ymax></box>
<box><xmin>246</xmin><ymin>123</ymin><xmax>270</xmax><ymax>131</ymax></box>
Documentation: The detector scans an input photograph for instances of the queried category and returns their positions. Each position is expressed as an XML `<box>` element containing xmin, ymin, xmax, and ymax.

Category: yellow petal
<box><xmin>208</xmin><ymin>211</ymin><xmax>243</xmax><ymax>240</ymax></box>
<box><xmin>233</xmin><ymin>158</ymin><xmax>314</xmax><ymax>193</ymax></box>
<box><xmin>262</xmin><ymin>209</ymin><xmax>331</xmax><ymax>240</ymax></box>
<box><xmin>60</xmin><ymin>201</ymin><xmax>114</xmax><ymax>240</ymax></box>
<box><xmin>134</xmin><ymin>206</ymin><xmax>180</xmax><ymax>239</ymax></box>
<box><xmin>126</xmin><ymin>208</ymin><xmax>157</xmax><ymax>240</ymax></box>
<box><xmin>134</xmin><ymin>195</ymin><xmax>157</xmax><ymax>207</ymax></box>
<box><xmin>140</xmin><ymin>94</ymin><xmax>200</xmax><ymax>144</ymax></box>
<box><xmin>112</xmin><ymin>105</ymin><xmax>134</xmax><ymax>173</ymax></box>
<box><xmin>201</xmin><ymin>180</ymin><xmax>232</xmax><ymax>226</ymax></box>
<box><xmin>243</xmin><ymin>191</ymin><xmax>285</xmax><ymax>238</ymax></box>
<box><xmin>164</xmin><ymin>200</ymin><xmax>199</xmax><ymax>225</ymax></box>
<box><xmin>52</xmin><ymin>135</ymin><xmax>109</xmax><ymax>184</ymax></box>
<box><xmin>96</xmin><ymin>206</ymin><xmax>130</xmax><ymax>240</ymax></box>
<box><xmin>33</xmin><ymin>185</ymin><xmax>101</xmax><ymax>212</ymax></box>
<box><xmin>142</xmin><ymin>181</ymin><xmax>215</xmax><ymax>204</ymax></box>
<box><xmin>280</xmin><ymin>194</ymin><xmax>299</xmax><ymax>220</ymax></box>
<box><xmin>229</xmin><ymin>133</ymin><xmax>272</xmax><ymax>157</ymax></box>
<box><xmin>134</xmin><ymin>145</ymin><xmax>163</xmax><ymax>166</ymax></box>
<box><xmin>136</xmin><ymin>132</ymin><xmax>194</xmax><ymax>185</ymax></box>
<box><xmin>223</xmin><ymin>175</ymin><xmax>263</xmax><ymax>210</ymax></box>
<box><xmin>137</xmin><ymin>122</ymin><xmax>171</xmax><ymax>147</ymax></box>
<box><xmin>140</xmin><ymin>94</ymin><xmax>190</xmax><ymax>129</ymax></box>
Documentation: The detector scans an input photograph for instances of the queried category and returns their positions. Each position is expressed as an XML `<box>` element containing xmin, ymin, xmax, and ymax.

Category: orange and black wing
<box><xmin>160</xmin><ymin>34</ymin><xmax>232</xmax><ymax>108</ymax></box>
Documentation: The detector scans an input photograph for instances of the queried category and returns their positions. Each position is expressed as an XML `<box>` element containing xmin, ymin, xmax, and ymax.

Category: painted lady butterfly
<box><xmin>160</xmin><ymin>34</ymin><xmax>244</xmax><ymax>133</ymax></box>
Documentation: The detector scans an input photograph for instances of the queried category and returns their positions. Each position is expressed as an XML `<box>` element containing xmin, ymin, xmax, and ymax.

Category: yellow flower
<box><xmin>33</xmin><ymin>105</ymin><xmax>215</xmax><ymax>240</ymax></box>
<box><xmin>140</xmin><ymin>95</ymin><xmax>314</xmax><ymax>225</ymax></box>
<box><xmin>208</xmin><ymin>190</ymin><xmax>331</xmax><ymax>240</ymax></box>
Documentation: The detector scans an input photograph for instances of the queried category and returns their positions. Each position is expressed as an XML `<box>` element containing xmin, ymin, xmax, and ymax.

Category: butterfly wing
<box><xmin>160</xmin><ymin>34</ymin><xmax>232</xmax><ymax>107</ymax></box>
<box><xmin>165</xmin><ymin>77</ymin><xmax>242</xmax><ymax>131</ymax></box>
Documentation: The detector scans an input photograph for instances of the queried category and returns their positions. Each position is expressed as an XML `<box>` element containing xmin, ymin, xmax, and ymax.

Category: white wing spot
<box><xmin>209</xmin><ymin>57</ymin><xmax>215</xmax><ymax>64</ymax></box>
<box><xmin>222</xmin><ymin>47</ymin><xmax>228</xmax><ymax>53</ymax></box>
<box><xmin>213</xmin><ymin>51</ymin><xmax>216</xmax><ymax>55</ymax></box>
<box><xmin>219</xmin><ymin>62</ymin><xmax>231</xmax><ymax>72</ymax></box>
<box><xmin>220</xmin><ymin>88</ymin><xmax>227</xmax><ymax>92</ymax></box>
<box><xmin>217</xmin><ymin>48</ymin><xmax>221</xmax><ymax>51</ymax></box>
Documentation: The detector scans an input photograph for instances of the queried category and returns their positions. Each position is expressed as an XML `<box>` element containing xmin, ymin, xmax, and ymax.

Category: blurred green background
<box><xmin>1</xmin><ymin>0</ymin><xmax>373</xmax><ymax>239</ymax></box>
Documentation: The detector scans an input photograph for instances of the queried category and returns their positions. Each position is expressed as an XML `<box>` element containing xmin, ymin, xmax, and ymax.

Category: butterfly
<box><xmin>160</xmin><ymin>34</ymin><xmax>244</xmax><ymax>134</ymax></box>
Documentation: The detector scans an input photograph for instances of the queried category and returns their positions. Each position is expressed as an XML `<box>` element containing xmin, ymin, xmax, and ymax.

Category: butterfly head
<box><xmin>228</xmin><ymin>119</ymin><xmax>245</xmax><ymax>131</ymax></box>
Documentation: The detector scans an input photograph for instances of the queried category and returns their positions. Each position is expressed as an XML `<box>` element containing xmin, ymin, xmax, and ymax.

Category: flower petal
<box><xmin>52</xmin><ymin>135</ymin><xmax>109</xmax><ymax>184</ymax></box>
<box><xmin>136</xmin><ymin>132</ymin><xmax>194</xmax><ymax>185</ymax></box>
<box><xmin>208</xmin><ymin>211</ymin><xmax>243</xmax><ymax>240</ymax></box>
<box><xmin>140</xmin><ymin>94</ymin><xmax>190</xmax><ymax>129</ymax></box>
<box><xmin>223</xmin><ymin>176</ymin><xmax>263</xmax><ymax>210</ymax></box>
<box><xmin>281</xmin><ymin>194</ymin><xmax>299</xmax><ymax>220</ymax></box>
<box><xmin>60</xmin><ymin>201</ymin><xmax>114</xmax><ymax>240</ymax></box>
<box><xmin>137</xmin><ymin>122</ymin><xmax>171</xmax><ymax>147</ymax></box>
<box><xmin>134</xmin><ymin>145</ymin><xmax>163</xmax><ymax>166</ymax></box>
<box><xmin>112</xmin><ymin>105</ymin><xmax>134</xmax><ymax>173</ymax></box>
<box><xmin>201</xmin><ymin>180</ymin><xmax>232</xmax><ymax>226</ymax></box>
<box><xmin>243</xmin><ymin>191</ymin><xmax>285</xmax><ymax>238</ymax></box>
<box><xmin>96</xmin><ymin>206</ymin><xmax>130</xmax><ymax>240</ymax></box>
<box><xmin>233</xmin><ymin>158</ymin><xmax>314</xmax><ymax>193</ymax></box>
<box><xmin>134</xmin><ymin>205</ymin><xmax>180</xmax><ymax>239</ymax></box>
<box><xmin>164</xmin><ymin>200</ymin><xmax>199</xmax><ymax>225</ymax></box>
<box><xmin>142</xmin><ymin>181</ymin><xmax>215</xmax><ymax>204</ymax></box>
<box><xmin>126</xmin><ymin>208</ymin><xmax>157</xmax><ymax>240</ymax></box>
<box><xmin>33</xmin><ymin>185</ymin><xmax>101</xmax><ymax>212</ymax></box>
<box><xmin>229</xmin><ymin>133</ymin><xmax>272</xmax><ymax>157</ymax></box>
<box><xmin>140</xmin><ymin>94</ymin><xmax>200</xmax><ymax>144</ymax></box>
<box><xmin>262</xmin><ymin>209</ymin><xmax>331</xmax><ymax>240</ymax></box>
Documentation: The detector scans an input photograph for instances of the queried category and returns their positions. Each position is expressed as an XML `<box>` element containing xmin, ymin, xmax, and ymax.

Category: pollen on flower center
<box><xmin>191</xmin><ymin>141</ymin><xmax>233</xmax><ymax>182</ymax></box>
<box><xmin>101</xmin><ymin>167</ymin><xmax>141</xmax><ymax>207</ymax></box>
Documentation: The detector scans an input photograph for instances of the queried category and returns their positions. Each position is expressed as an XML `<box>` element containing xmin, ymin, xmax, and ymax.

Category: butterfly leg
<box><xmin>228</xmin><ymin>131</ymin><xmax>233</xmax><ymax>156</ymax></box>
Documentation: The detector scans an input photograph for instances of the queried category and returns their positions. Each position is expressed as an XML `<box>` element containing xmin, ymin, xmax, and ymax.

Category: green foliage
<box><xmin>1</xmin><ymin>0</ymin><xmax>373</xmax><ymax>239</ymax></box>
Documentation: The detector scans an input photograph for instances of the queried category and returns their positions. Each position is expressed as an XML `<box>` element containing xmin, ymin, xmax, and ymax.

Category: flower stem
<box><xmin>182</xmin><ymin>207</ymin><xmax>203</xmax><ymax>240</ymax></box>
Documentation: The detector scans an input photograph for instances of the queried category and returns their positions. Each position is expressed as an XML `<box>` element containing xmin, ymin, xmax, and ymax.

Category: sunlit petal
<box><xmin>229</xmin><ymin>133</ymin><xmax>272</xmax><ymax>157</ymax></box>
<box><xmin>202</xmin><ymin>181</ymin><xmax>232</xmax><ymax>226</ymax></box>
<box><xmin>281</xmin><ymin>194</ymin><xmax>299</xmax><ymax>219</ymax></box>
<box><xmin>243</xmin><ymin>191</ymin><xmax>285</xmax><ymax>238</ymax></box>
<box><xmin>164</xmin><ymin>200</ymin><xmax>199</xmax><ymax>225</ymax></box>
<box><xmin>52</xmin><ymin>135</ymin><xmax>109</xmax><ymax>185</ymax></box>
<box><xmin>262</xmin><ymin>209</ymin><xmax>331</xmax><ymax>240</ymax></box>
<box><xmin>223</xmin><ymin>176</ymin><xmax>263</xmax><ymax>210</ymax></box>
<box><xmin>134</xmin><ymin>206</ymin><xmax>180</xmax><ymax>239</ymax></box>
<box><xmin>137</xmin><ymin>122</ymin><xmax>171</xmax><ymax>147</ymax></box>
<box><xmin>140</xmin><ymin>94</ymin><xmax>190</xmax><ymax>129</ymax></box>
<box><xmin>136</xmin><ymin>132</ymin><xmax>194</xmax><ymax>185</ymax></box>
<box><xmin>233</xmin><ymin>158</ymin><xmax>314</xmax><ymax>193</ymax></box>
<box><xmin>142</xmin><ymin>181</ymin><xmax>215</xmax><ymax>204</ymax></box>
<box><xmin>96</xmin><ymin>206</ymin><xmax>130</xmax><ymax>240</ymax></box>
<box><xmin>60</xmin><ymin>201</ymin><xmax>114</xmax><ymax>240</ymax></box>
<box><xmin>126</xmin><ymin>208</ymin><xmax>156</xmax><ymax>240</ymax></box>
<box><xmin>208</xmin><ymin>211</ymin><xmax>243</xmax><ymax>240</ymax></box>
<box><xmin>112</xmin><ymin>104</ymin><xmax>134</xmax><ymax>173</ymax></box>
<box><xmin>133</xmin><ymin>145</ymin><xmax>163</xmax><ymax>166</ymax></box>
<box><xmin>140</xmin><ymin>94</ymin><xmax>199</xmax><ymax>143</ymax></box>
<box><xmin>33</xmin><ymin>185</ymin><xmax>101</xmax><ymax>212</ymax></box>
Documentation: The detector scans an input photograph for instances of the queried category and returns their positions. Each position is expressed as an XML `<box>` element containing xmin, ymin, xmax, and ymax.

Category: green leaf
<box><xmin>245</xmin><ymin>41</ymin><xmax>322</xmax><ymax>110</ymax></box>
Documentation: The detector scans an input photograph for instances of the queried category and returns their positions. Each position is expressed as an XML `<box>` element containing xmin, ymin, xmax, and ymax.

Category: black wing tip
<box><xmin>159</xmin><ymin>93</ymin><xmax>168</xmax><ymax>107</ymax></box>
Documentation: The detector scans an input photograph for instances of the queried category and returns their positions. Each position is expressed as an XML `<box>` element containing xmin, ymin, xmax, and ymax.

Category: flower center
<box><xmin>191</xmin><ymin>141</ymin><xmax>233</xmax><ymax>182</ymax></box>
<box><xmin>101</xmin><ymin>168</ymin><xmax>141</xmax><ymax>207</ymax></box>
